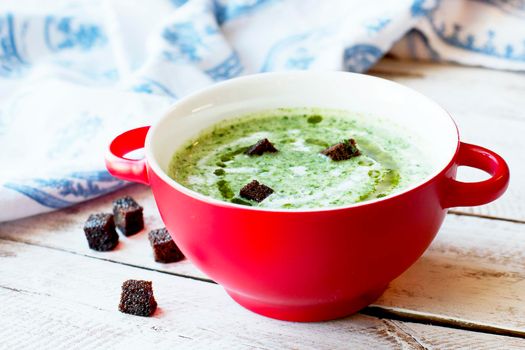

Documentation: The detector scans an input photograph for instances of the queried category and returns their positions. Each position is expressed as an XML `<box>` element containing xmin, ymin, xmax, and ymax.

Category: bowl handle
<box><xmin>105</xmin><ymin>126</ymin><xmax>150</xmax><ymax>185</ymax></box>
<box><xmin>442</xmin><ymin>142</ymin><xmax>509</xmax><ymax>208</ymax></box>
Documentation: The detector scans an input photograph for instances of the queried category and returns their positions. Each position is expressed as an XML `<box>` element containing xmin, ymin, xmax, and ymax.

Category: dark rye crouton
<box><xmin>119</xmin><ymin>280</ymin><xmax>157</xmax><ymax>317</ymax></box>
<box><xmin>83</xmin><ymin>213</ymin><xmax>119</xmax><ymax>251</ymax></box>
<box><xmin>148</xmin><ymin>228</ymin><xmax>185</xmax><ymax>263</ymax></box>
<box><xmin>240</xmin><ymin>180</ymin><xmax>274</xmax><ymax>202</ymax></box>
<box><xmin>321</xmin><ymin>138</ymin><xmax>361</xmax><ymax>161</ymax></box>
<box><xmin>112</xmin><ymin>196</ymin><xmax>144</xmax><ymax>236</ymax></box>
<box><xmin>245</xmin><ymin>138</ymin><xmax>278</xmax><ymax>156</ymax></box>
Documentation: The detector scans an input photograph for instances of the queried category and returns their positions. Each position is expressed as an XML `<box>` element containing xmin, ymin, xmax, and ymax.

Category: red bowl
<box><xmin>105</xmin><ymin>72</ymin><xmax>509</xmax><ymax>321</ymax></box>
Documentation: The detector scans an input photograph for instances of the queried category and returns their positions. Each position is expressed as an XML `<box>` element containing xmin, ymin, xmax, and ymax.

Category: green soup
<box><xmin>168</xmin><ymin>108</ymin><xmax>431</xmax><ymax>209</ymax></box>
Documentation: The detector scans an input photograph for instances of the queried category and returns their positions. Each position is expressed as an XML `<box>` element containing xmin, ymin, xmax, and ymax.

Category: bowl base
<box><xmin>226</xmin><ymin>285</ymin><xmax>388</xmax><ymax>322</ymax></box>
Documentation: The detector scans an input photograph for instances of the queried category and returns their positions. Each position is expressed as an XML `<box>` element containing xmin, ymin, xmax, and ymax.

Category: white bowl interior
<box><xmin>147</xmin><ymin>72</ymin><xmax>458</xmax><ymax>206</ymax></box>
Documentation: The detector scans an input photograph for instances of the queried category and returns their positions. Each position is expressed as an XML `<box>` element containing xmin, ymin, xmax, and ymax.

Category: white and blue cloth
<box><xmin>1</xmin><ymin>0</ymin><xmax>524</xmax><ymax>222</ymax></box>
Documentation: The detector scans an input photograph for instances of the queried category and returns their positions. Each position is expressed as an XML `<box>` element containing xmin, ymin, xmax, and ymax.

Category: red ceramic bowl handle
<box><xmin>443</xmin><ymin>142</ymin><xmax>509</xmax><ymax>208</ymax></box>
<box><xmin>105</xmin><ymin>126</ymin><xmax>150</xmax><ymax>185</ymax></box>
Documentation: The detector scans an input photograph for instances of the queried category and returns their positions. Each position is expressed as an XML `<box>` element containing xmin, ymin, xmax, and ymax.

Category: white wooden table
<box><xmin>1</xmin><ymin>59</ymin><xmax>524</xmax><ymax>349</ymax></box>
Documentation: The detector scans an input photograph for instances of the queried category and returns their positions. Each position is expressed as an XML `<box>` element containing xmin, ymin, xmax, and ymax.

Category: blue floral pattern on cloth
<box><xmin>5</xmin><ymin>171</ymin><xmax>126</xmax><ymax>209</ymax></box>
<box><xmin>132</xmin><ymin>78</ymin><xmax>178</xmax><ymax>99</ymax></box>
<box><xmin>44</xmin><ymin>16</ymin><xmax>106</xmax><ymax>52</ymax></box>
<box><xmin>364</xmin><ymin>17</ymin><xmax>392</xmax><ymax>35</ymax></box>
<box><xmin>260</xmin><ymin>28</ymin><xmax>334</xmax><ymax>72</ymax></box>
<box><xmin>170</xmin><ymin>0</ymin><xmax>190</xmax><ymax>7</ymax></box>
<box><xmin>163</xmin><ymin>21</ymin><xmax>210</xmax><ymax>62</ymax></box>
<box><xmin>401</xmin><ymin>0</ymin><xmax>525</xmax><ymax>64</ymax></box>
<box><xmin>411</xmin><ymin>0</ymin><xmax>440</xmax><ymax>17</ymax></box>
<box><xmin>160</xmin><ymin>4</ymin><xmax>244</xmax><ymax>83</ymax></box>
<box><xmin>1</xmin><ymin>0</ymin><xmax>525</xmax><ymax>221</ymax></box>
<box><xmin>429</xmin><ymin>20</ymin><xmax>525</xmax><ymax>62</ymax></box>
<box><xmin>213</xmin><ymin>0</ymin><xmax>278</xmax><ymax>25</ymax></box>
<box><xmin>344</xmin><ymin>44</ymin><xmax>383</xmax><ymax>72</ymax></box>
<box><xmin>0</xmin><ymin>14</ymin><xmax>27</xmax><ymax>77</ymax></box>
<box><xmin>205</xmin><ymin>52</ymin><xmax>243</xmax><ymax>80</ymax></box>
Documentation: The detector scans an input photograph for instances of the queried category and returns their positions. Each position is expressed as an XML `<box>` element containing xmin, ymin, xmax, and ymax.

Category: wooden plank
<box><xmin>393</xmin><ymin>321</ymin><xmax>525</xmax><ymax>350</ymax></box>
<box><xmin>1</xmin><ymin>239</ymin><xmax>524</xmax><ymax>350</ymax></box>
<box><xmin>1</xmin><ymin>185</ymin><xmax>524</xmax><ymax>334</ymax></box>
<box><xmin>370</xmin><ymin>58</ymin><xmax>525</xmax><ymax>222</ymax></box>
<box><xmin>375</xmin><ymin>212</ymin><xmax>525</xmax><ymax>334</ymax></box>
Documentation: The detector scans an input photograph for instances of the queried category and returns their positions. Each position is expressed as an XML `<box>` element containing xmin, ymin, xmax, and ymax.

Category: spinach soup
<box><xmin>168</xmin><ymin>108</ymin><xmax>431</xmax><ymax>209</ymax></box>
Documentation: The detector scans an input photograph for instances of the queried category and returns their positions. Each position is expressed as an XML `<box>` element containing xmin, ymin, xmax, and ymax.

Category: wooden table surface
<box><xmin>1</xmin><ymin>59</ymin><xmax>524</xmax><ymax>349</ymax></box>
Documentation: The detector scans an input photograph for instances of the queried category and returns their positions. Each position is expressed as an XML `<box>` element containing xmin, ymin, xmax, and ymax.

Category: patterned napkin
<box><xmin>1</xmin><ymin>0</ymin><xmax>523</xmax><ymax>221</ymax></box>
